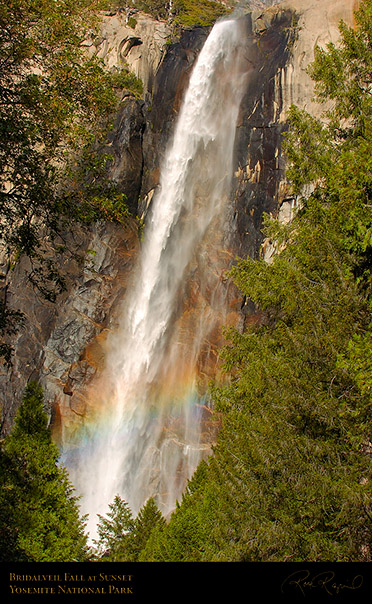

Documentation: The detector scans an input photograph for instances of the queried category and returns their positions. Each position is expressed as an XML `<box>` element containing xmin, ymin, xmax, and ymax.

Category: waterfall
<box><xmin>65</xmin><ymin>17</ymin><xmax>249</xmax><ymax>540</ymax></box>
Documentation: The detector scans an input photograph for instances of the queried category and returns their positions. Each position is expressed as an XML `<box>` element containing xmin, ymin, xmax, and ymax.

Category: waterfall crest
<box><xmin>65</xmin><ymin>17</ymin><xmax>249</xmax><ymax>539</ymax></box>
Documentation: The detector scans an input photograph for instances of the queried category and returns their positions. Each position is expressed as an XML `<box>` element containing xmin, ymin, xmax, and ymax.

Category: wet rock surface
<box><xmin>43</xmin><ymin>221</ymin><xmax>140</xmax><ymax>448</ymax></box>
<box><xmin>104</xmin><ymin>96</ymin><xmax>146</xmax><ymax>215</ymax></box>
<box><xmin>0</xmin><ymin>221</ymin><xmax>139</xmax><ymax>437</ymax></box>
<box><xmin>140</xmin><ymin>26</ymin><xmax>210</xmax><ymax>216</ymax></box>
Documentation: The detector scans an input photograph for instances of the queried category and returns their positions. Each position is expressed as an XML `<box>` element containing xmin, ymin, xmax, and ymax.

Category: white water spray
<box><xmin>66</xmin><ymin>17</ymin><xmax>249</xmax><ymax>539</ymax></box>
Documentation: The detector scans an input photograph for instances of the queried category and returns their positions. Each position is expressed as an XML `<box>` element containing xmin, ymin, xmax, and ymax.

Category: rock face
<box><xmin>93</xmin><ymin>11</ymin><xmax>172</xmax><ymax>97</ymax></box>
<box><xmin>42</xmin><ymin>221</ymin><xmax>140</xmax><ymax>448</ymax></box>
<box><xmin>233</xmin><ymin>0</ymin><xmax>360</xmax><ymax>261</ymax></box>
<box><xmin>0</xmin><ymin>221</ymin><xmax>139</xmax><ymax>436</ymax></box>
<box><xmin>104</xmin><ymin>96</ymin><xmax>145</xmax><ymax>214</ymax></box>
<box><xmin>0</xmin><ymin>0</ymin><xmax>359</xmax><ymax>439</ymax></box>
<box><xmin>274</xmin><ymin>0</ymin><xmax>359</xmax><ymax>117</ymax></box>
<box><xmin>250</xmin><ymin>0</ymin><xmax>360</xmax><ymax>262</ymax></box>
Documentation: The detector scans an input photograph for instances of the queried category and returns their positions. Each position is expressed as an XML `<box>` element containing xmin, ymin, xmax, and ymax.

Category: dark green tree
<box><xmin>133</xmin><ymin>497</ymin><xmax>165</xmax><ymax>561</ymax></box>
<box><xmin>0</xmin><ymin>0</ymin><xmax>133</xmax><ymax>256</ymax></box>
<box><xmin>144</xmin><ymin>460</ymin><xmax>215</xmax><ymax>561</ymax></box>
<box><xmin>94</xmin><ymin>495</ymin><xmax>166</xmax><ymax>561</ymax></box>
<box><xmin>94</xmin><ymin>494</ymin><xmax>134</xmax><ymax>560</ymax></box>
<box><xmin>0</xmin><ymin>382</ymin><xmax>88</xmax><ymax>561</ymax></box>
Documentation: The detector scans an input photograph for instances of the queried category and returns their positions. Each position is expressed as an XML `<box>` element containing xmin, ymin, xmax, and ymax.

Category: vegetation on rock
<box><xmin>172</xmin><ymin>0</ymin><xmax>230</xmax><ymax>28</ymax></box>
<box><xmin>105</xmin><ymin>0</ymin><xmax>230</xmax><ymax>27</ymax></box>
<box><xmin>0</xmin><ymin>0</ymin><xmax>142</xmax><ymax>364</ymax></box>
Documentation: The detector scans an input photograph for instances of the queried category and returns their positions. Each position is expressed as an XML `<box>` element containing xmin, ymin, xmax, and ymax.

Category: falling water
<box><xmin>65</xmin><ymin>17</ymin><xmax>249</xmax><ymax>539</ymax></box>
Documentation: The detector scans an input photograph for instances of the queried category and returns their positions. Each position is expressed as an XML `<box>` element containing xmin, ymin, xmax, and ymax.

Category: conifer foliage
<box><xmin>94</xmin><ymin>495</ymin><xmax>165</xmax><ymax>561</ymax></box>
<box><xmin>94</xmin><ymin>495</ymin><xmax>135</xmax><ymax>560</ymax></box>
<box><xmin>0</xmin><ymin>382</ymin><xmax>88</xmax><ymax>561</ymax></box>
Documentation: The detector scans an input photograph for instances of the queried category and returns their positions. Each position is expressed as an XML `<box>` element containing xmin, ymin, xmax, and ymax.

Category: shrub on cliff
<box><xmin>172</xmin><ymin>0</ymin><xmax>230</xmax><ymax>27</ymax></box>
<box><xmin>104</xmin><ymin>0</ymin><xmax>230</xmax><ymax>27</ymax></box>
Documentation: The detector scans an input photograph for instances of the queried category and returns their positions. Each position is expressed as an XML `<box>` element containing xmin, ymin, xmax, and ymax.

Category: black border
<box><xmin>1</xmin><ymin>561</ymin><xmax>371</xmax><ymax>603</ymax></box>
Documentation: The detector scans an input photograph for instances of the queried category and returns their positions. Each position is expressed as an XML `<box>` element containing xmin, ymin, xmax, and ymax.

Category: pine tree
<box><xmin>0</xmin><ymin>382</ymin><xmax>88</xmax><ymax>561</ymax></box>
<box><xmin>94</xmin><ymin>495</ymin><xmax>134</xmax><ymax>560</ymax></box>
<box><xmin>94</xmin><ymin>495</ymin><xmax>166</xmax><ymax>561</ymax></box>
<box><xmin>145</xmin><ymin>461</ymin><xmax>215</xmax><ymax>561</ymax></box>
<box><xmin>133</xmin><ymin>497</ymin><xmax>165</xmax><ymax>561</ymax></box>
